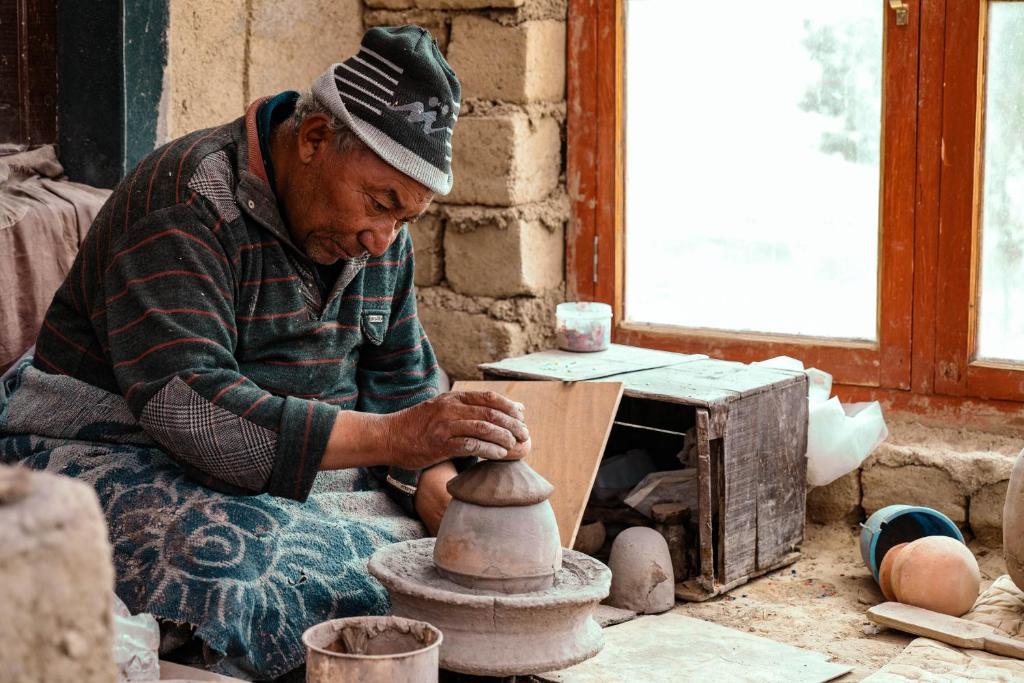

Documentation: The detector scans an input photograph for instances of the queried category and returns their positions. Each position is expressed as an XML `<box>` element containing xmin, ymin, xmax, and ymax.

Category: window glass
<box><xmin>624</xmin><ymin>0</ymin><xmax>883</xmax><ymax>340</ymax></box>
<box><xmin>976</xmin><ymin>2</ymin><xmax>1024</xmax><ymax>362</ymax></box>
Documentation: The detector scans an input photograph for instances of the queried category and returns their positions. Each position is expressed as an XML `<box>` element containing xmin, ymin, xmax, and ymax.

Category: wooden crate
<box><xmin>481</xmin><ymin>344</ymin><xmax>809</xmax><ymax>601</ymax></box>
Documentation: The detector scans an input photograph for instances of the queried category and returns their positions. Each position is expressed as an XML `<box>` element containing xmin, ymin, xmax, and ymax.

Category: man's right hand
<box><xmin>321</xmin><ymin>390</ymin><xmax>530</xmax><ymax>472</ymax></box>
<box><xmin>382</xmin><ymin>391</ymin><xmax>530</xmax><ymax>469</ymax></box>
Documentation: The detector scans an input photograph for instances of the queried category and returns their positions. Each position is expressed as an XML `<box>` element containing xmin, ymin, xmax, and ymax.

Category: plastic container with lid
<box><xmin>556</xmin><ymin>302</ymin><xmax>612</xmax><ymax>352</ymax></box>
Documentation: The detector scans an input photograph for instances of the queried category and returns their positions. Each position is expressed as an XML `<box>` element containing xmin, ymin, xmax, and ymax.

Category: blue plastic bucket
<box><xmin>859</xmin><ymin>505</ymin><xmax>964</xmax><ymax>581</ymax></box>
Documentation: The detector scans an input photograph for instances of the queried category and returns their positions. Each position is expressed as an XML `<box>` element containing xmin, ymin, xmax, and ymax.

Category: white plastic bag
<box><xmin>806</xmin><ymin>397</ymin><xmax>888</xmax><ymax>486</ymax></box>
<box><xmin>112</xmin><ymin>593</ymin><xmax>161</xmax><ymax>681</ymax></box>
<box><xmin>755</xmin><ymin>356</ymin><xmax>888</xmax><ymax>487</ymax></box>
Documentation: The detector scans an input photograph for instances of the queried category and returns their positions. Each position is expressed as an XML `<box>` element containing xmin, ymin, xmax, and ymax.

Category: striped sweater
<box><xmin>31</xmin><ymin>99</ymin><xmax>440</xmax><ymax>507</ymax></box>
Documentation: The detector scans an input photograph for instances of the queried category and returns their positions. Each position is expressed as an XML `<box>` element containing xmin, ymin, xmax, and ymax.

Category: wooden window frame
<box><xmin>0</xmin><ymin>0</ymin><xmax>58</xmax><ymax>146</ymax></box>
<box><xmin>567</xmin><ymin>0</ymin><xmax>1024</xmax><ymax>416</ymax></box>
<box><xmin>934</xmin><ymin>0</ymin><xmax>1024</xmax><ymax>402</ymax></box>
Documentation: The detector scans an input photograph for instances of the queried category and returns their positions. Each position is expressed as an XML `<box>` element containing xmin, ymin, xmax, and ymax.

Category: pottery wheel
<box><xmin>368</xmin><ymin>538</ymin><xmax>611</xmax><ymax>676</ymax></box>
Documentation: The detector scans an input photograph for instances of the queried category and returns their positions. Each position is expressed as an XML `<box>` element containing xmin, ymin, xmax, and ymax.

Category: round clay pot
<box><xmin>433</xmin><ymin>498</ymin><xmax>563</xmax><ymax>593</ymax></box>
<box><xmin>1005</xmin><ymin>450</ymin><xmax>1024</xmax><ymax>591</ymax></box>
<box><xmin>606</xmin><ymin>526</ymin><xmax>675</xmax><ymax>614</ymax></box>
<box><xmin>435</xmin><ymin>459</ymin><xmax>563</xmax><ymax>593</ymax></box>
<box><xmin>890</xmin><ymin>535</ymin><xmax>980</xmax><ymax>617</ymax></box>
<box><xmin>878</xmin><ymin>542</ymin><xmax>908</xmax><ymax>602</ymax></box>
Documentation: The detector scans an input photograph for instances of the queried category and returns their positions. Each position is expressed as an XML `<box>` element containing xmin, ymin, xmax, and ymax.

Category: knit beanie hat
<box><xmin>312</xmin><ymin>25</ymin><xmax>461</xmax><ymax>195</ymax></box>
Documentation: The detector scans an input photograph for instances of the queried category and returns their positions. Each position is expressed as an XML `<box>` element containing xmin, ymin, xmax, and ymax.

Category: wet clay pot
<box><xmin>433</xmin><ymin>459</ymin><xmax>562</xmax><ymax>593</ymax></box>
<box><xmin>890</xmin><ymin>535</ymin><xmax>980</xmax><ymax>617</ymax></box>
<box><xmin>1006</xmin><ymin>451</ymin><xmax>1024</xmax><ymax>591</ymax></box>
<box><xmin>878</xmin><ymin>542</ymin><xmax>909</xmax><ymax>602</ymax></box>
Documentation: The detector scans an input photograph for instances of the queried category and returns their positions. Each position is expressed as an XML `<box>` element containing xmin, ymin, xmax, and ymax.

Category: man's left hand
<box><xmin>414</xmin><ymin>460</ymin><xmax>458</xmax><ymax>535</ymax></box>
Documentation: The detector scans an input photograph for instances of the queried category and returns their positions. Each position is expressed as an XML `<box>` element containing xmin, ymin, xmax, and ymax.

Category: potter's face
<box><xmin>280</xmin><ymin>117</ymin><xmax>433</xmax><ymax>263</ymax></box>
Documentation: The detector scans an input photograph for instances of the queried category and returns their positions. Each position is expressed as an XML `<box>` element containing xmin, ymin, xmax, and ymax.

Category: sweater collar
<box><xmin>235</xmin><ymin>97</ymin><xmax>299</xmax><ymax>251</ymax></box>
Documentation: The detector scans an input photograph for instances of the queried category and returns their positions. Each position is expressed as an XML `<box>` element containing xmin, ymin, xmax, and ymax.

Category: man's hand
<box><xmin>321</xmin><ymin>390</ymin><xmax>530</xmax><ymax>473</ymax></box>
<box><xmin>414</xmin><ymin>460</ymin><xmax>458</xmax><ymax>535</ymax></box>
<box><xmin>382</xmin><ymin>390</ymin><xmax>530</xmax><ymax>470</ymax></box>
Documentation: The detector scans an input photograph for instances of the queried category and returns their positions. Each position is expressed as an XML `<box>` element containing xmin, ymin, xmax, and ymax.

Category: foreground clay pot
<box><xmin>878</xmin><ymin>542</ymin><xmax>909</xmax><ymax>602</ymax></box>
<box><xmin>434</xmin><ymin>459</ymin><xmax>562</xmax><ymax>592</ymax></box>
<box><xmin>891</xmin><ymin>535</ymin><xmax>980</xmax><ymax>617</ymax></box>
<box><xmin>1006</xmin><ymin>451</ymin><xmax>1024</xmax><ymax>591</ymax></box>
<box><xmin>0</xmin><ymin>466</ymin><xmax>115</xmax><ymax>682</ymax></box>
<box><xmin>606</xmin><ymin>527</ymin><xmax>675</xmax><ymax>614</ymax></box>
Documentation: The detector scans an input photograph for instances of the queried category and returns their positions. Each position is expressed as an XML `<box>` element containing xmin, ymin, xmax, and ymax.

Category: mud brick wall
<box><xmin>161</xmin><ymin>1</ymin><xmax>568</xmax><ymax>379</ymax></box>
<box><xmin>807</xmin><ymin>420</ymin><xmax>1023</xmax><ymax>546</ymax></box>
<box><xmin>365</xmin><ymin>0</ymin><xmax>570</xmax><ymax>379</ymax></box>
<box><xmin>162</xmin><ymin>0</ymin><xmax>364</xmax><ymax>140</ymax></box>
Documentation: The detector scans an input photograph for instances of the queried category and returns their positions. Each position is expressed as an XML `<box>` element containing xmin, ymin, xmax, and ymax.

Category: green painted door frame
<box><xmin>58</xmin><ymin>0</ymin><xmax>169</xmax><ymax>188</ymax></box>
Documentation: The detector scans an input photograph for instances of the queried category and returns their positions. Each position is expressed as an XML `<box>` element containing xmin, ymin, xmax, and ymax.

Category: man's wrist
<box><xmin>322</xmin><ymin>410</ymin><xmax>393</xmax><ymax>470</ymax></box>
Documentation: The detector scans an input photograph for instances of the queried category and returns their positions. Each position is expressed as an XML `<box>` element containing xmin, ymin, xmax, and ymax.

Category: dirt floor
<box><xmin>673</xmin><ymin>522</ymin><xmax>1008</xmax><ymax>681</ymax></box>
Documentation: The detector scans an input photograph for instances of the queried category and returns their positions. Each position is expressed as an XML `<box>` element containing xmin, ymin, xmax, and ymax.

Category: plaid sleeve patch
<box><xmin>140</xmin><ymin>376</ymin><xmax>276</xmax><ymax>491</ymax></box>
<box><xmin>187</xmin><ymin>149</ymin><xmax>240</xmax><ymax>222</ymax></box>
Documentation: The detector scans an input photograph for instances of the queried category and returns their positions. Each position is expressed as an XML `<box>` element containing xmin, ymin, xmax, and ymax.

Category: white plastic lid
<box><xmin>556</xmin><ymin>301</ymin><xmax>612</xmax><ymax>318</ymax></box>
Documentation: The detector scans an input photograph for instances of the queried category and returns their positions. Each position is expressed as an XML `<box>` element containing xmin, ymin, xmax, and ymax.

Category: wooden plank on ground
<box><xmin>452</xmin><ymin>380</ymin><xmax>624</xmax><ymax>547</ymax></box>
<box><xmin>867</xmin><ymin>602</ymin><xmax>1024</xmax><ymax>659</ymax></box>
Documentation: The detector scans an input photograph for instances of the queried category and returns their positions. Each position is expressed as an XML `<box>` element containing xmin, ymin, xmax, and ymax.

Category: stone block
<box><xmin>409</xmin><ymin>216</ymin><xmax>444</xmax><ymax>287</ymax></box>
<box><xmin>165</xmin><ymin>0</ymin><xmax>248</xmax><ymax>139</ymax></box>
<box><xmin>447</xmin><ymin>16</ymin><xmax>566</xmax><ymax>103</ymax></box>
<box><xmin>248</xmin><ymin>0</ymin><xmax>363</xmax><ymax>96</ymax></box>
<box><xmin>862</xmin><ymin>464</ymin><xmax>967</xmax><ymax>525</ymax></box>
<box><xmin>415</xmin><ymin>0</ymin><xmax>523</xmax><ymax>9</ymax></box>
<box><xmin>807</xmin><ymin>470</ymin><xmax>862</xmax><ymax>524</ymax></box>
<box><xmin>445</xmin><ymin>217</ymin><xmax>563</xmax><ymax>297</ymax></box>
<box><xmin>970</xmin><ymin>479</ymin><xmax>1009</xmax><ymax>545</ymax></box>
<box><xmin>444</xmin><ymin>113</ymin><xmax>561</xmax><ymax>206</ymax></box>
<box><xmin>418</xmin><ymin>306</ymin><xmax>527</xmax><ymax>379</ymax></box>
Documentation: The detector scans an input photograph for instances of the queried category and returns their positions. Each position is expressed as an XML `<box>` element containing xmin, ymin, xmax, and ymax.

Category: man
<box><xmin>0</xmin><ymin>26</ymin><xmax>527</xmax><ymax>677</ymax></box>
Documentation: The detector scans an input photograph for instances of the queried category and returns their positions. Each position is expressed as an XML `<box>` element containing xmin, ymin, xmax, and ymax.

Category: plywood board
<box><xmin>452</xmin><ymin>380</ymin><xmax>624</xmax><ymax>547</ymax></box>
<box><xmin>539</xmin><ymin>613</ymin><xmax>851</xmax><ymax>683</ymax></box>
<box><xmin>479</xmin><ymin>344</ymin><xmax>703</xmax><ymax>382</ymax></box>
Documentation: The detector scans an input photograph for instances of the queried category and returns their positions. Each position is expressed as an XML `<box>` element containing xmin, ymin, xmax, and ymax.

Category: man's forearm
<box><xmin>320</xmin><ymin>410</ymin><xmax>393</xmax><ymax>470</ymax></box>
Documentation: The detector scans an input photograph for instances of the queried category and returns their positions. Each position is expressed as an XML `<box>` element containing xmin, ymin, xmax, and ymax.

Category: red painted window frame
<box><xmin>567</xmin><ymin>0</ymin><xmax>1024</xmax><ymax>417</ymax></box>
